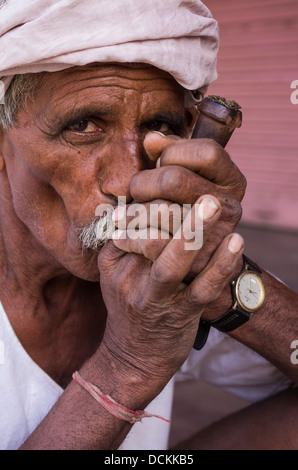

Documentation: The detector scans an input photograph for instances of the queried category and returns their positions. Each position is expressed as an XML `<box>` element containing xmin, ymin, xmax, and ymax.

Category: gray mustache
<box><xmin>79</xmin><ymin>208</ymin><xmax>115</xmax><ymax>250</ymax></box>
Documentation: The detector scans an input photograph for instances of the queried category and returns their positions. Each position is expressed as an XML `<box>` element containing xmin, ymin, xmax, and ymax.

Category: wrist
<box><xmin>88</xmin><ymin>336</ymin><xmax>169</xmax><ymax>410</ymax></box>
<box><xmin>201</xmin><ymin>255</ymin><xmax>244</xmax><ymax>322</ymax></box>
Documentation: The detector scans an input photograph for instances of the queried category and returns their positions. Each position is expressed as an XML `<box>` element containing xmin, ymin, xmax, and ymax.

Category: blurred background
<box><xmin>170</xmin><ymin>0</ymin><xmax>298</xmax><ymax>448</ymax></box>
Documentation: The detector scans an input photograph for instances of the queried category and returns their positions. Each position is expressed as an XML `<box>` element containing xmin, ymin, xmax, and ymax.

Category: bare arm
<box><xmin>200</xmin><ymin>265</ymin><xmax>298</xmax><ymax>383</ymax></box>
<box><xmin>231</xmin><ymin>272</ymin><xmax>298</xmax><ymax>383</ymax></box>
<box><xmin>20</xmin><ymin>350</ymin><xmax>147</xmax><ymax>450</ymax></box>
<box><xmin>174</xmin><ymin>387</ymin><xmax>298</xmax><ymax>450</ymax></box>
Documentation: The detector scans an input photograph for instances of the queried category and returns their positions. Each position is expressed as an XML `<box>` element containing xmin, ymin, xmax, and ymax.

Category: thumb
<box><xmin>144</xmin><ymin>131</ymin><xmax>180</xmax><ymax>162</ymax></box>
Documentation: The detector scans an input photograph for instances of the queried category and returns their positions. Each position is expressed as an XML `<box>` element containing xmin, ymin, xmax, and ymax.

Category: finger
<box><xmin>150</xmin><ymin>195</ymin><xmax>221</xmax><ymax>295</ymax></box>
<box><xmin>185</xmin><ymin>233</ymin><xmax>244</xmax><ymax>306</ymax></box>
<box><xmin>113</xmin><ymin>194</ymin><xmax>222</xmax><ymax>252</ymax></box>
<box><xmin>130</xmin><ymin>165</ymin><xmax>219</xmax><ymax>205</ymax></box>
<box><xmin>113</xmin><ymin>194</ymin><xmax>224</xmax><ymax>237</ymax></box>
<box><xmin>145</xmin><ymin>132</ymin><xmax>244</xmax><ymax>187</ymax></box>
<box><xmin>158</xmin><ymin>138</ymin><xmax>246</xmax><ymax>190</ymax></box>
<box><xmin>113</xmin><ymin>199</ymin><xmax>184</xmax><ymax>235</ymax></box>
<box><xmin>137</xmin><ymin>136</ymin><xmax>247</xmax><ymax>204</ymax></box>
<box><xmin>144</xmin><ymin>131</ymin><xmax>181</xmax><ymax>162</ymax></box>
<box><xmin>113</xmin><ymin>228</ymin><xmax>171</xmax><ymax>261</ymax></box>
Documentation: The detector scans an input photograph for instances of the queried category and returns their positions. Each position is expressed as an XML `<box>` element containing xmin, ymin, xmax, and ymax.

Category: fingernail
<box><xmin>201</xmin><ymin>197</ymin><xmax>220</xmax><ymax>220</ymax></box>
<box><xmin>150</xmin><ymin>131</ymin><xmax>167</xmax><ymax>138</ymax></box>
<box><xmin>228</xmin><ymin>233</ymin><xmax>244</xmax><ymax>253</ymax></box>
<box><xmin>112</xmin><ymin>206</ymin><xmax>126</xmax><ymax>223</ymax></box>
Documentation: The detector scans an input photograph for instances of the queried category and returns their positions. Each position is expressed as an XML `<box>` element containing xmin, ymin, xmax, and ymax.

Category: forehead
<box><xmin>37</xmin><ymin>63</ymin><xmax>185</xmax><ymax>112</ymax></box>
<box><xmin>58</xmin><ymin>63</ymin><xmax>182</xmax><ymax>89</ymax></box>
<box><xmin>27</xmin><ymin>64</ymin><xmax>187</xmax><ymax>132</ymax></box>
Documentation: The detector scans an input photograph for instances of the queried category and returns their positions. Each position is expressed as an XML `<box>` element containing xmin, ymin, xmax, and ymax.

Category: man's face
<box><xmin>0</xmin><ymin>64</ymin><xmax>195</xmax><ymax>281</ymax></box>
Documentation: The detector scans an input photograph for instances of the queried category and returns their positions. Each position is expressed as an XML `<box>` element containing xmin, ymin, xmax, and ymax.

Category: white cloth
<box><xmin>0</xmin><ymin>302</ymin><xmax>62</xmax><ymax>450</ymax></box>
<box><xmin>0</xmin><ymin>0</ymin><xmax>219</xmax><ymax>101</ymax></box>
<box><xmin>0</xmin><ymin>302</ymin><xmax>292</xmax><ymax>450</ymax></box>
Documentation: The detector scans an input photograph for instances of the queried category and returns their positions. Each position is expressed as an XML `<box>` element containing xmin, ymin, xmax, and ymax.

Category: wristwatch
<box><xmin>193</xmin><ymin>255</ymin><xmax>265</xmax><ymax>349</ymax></box>
<box><xmin>210</xmin><ymin>254</ymin><xmax>265</xmax><ymax>332</ymax></box>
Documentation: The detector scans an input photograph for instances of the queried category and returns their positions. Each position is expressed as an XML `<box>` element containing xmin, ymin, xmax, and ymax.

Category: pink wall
<box><xmin>206</xmin><ymin>0</ymin><xmax>298</xmax><ymax>230</ymax></box>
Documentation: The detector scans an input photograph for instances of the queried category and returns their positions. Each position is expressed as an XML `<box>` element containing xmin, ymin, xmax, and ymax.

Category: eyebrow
<box><xmin>45</xmin><ymin>103</ymin><xmax>118</xmax><ymax>135</ymax></box>
<box><xmin>45</xmin><ymin>104</ymin><xmax>186</xmax><ymax>136</ymax></box>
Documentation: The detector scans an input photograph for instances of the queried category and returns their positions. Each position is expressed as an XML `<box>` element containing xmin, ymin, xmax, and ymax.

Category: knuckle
<box><xmin>228</xmin><ymin>165</ymin><xmax>247</xmax><ymax>199</ymax></box>
<box><xmin>160</xmin><ymin>141</ymin><xmax>182</xmax><ymax>162</ymax></box>
<box><xmin>114</xmin><ymin>254</ymin><xmax>139</xmax><ymax>288</ymax></box>
<box><xmin>200</xmin><ymin>277</ymin><xmax>220</xmax><ymax>303</ymax></box>
<box><xmin>213</xmin><ymin>254</ymin><xmax>241</xmax><ymax>284</ymax></box>
<box><xmin>222</xmin><ymin>197</ymin><xmax>243</xmax><ymax>223</ymax></box>
<box><xmin>157</xmin><ymin>165</ymin><xmax>186</xmax><ymax>196</ymax></box>
<box><xmin>151</xmin><ymin>256</ymin><xmax>178</xmax><ymax>286</ymax></box>
<box><xmin>200</xmin><ymin>138</ymin><xmax>222</xmax><ymax>165</ymax></box>
<box><xmin>185</xmin><ymin>286</ymin><xmax>201</xmax><ymax>307</ymax></box>
<box><xmin>190</xmin><ymin>276</ymin><xmax>219</xmax><ymax>306</ymax></box>
<box><xmin>238</xmin><ymin>172</ymin><xmax>247</xmax><ymax>197</ymax></box>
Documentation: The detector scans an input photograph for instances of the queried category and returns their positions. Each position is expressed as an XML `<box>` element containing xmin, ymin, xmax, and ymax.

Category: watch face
<box><xmin>235</xmin><ymin>272</ymin><xmax>265</xmax><ymax>312</ymax></box>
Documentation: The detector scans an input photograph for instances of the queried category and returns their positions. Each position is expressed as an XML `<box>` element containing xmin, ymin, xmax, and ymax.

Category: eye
<box><xmin>67</xmin><ymin>119</ymin><xmax>100</xmax><ymax>133</ymax></box>
<box><xmin>145</xmin><ymin>121</ymin><xmax>172</xmax><ymax>134</ymax></box>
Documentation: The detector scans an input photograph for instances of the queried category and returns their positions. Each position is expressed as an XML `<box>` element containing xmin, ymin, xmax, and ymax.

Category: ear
<box><xmin>184</xmin><ymin>106</ymin><xmax>199</xmax><ymax>139</ymax></box>
<box><xmin>0</xmin><ymin>127</ymin><xmax>5</xmax><ymax>172</ymax></box>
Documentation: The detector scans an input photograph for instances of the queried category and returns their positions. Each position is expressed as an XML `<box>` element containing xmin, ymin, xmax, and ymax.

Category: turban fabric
<box><xmin>0</xmin><ymin>0</ymin><xmax>219</xmax><ymax>102</ymax></box>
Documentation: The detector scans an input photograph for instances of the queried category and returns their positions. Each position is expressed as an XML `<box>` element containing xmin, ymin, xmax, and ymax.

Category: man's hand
<box><xmin>97</xmin><ymin>131</ymin><xmax>246</xmax><ymax>387</ymax></box>
<box><xmin>115</xmin><ymin>132</ymin><xmax>245</xmax><ymax>273</ymax></box>
<box><xmin>111</xmin><ymin>132</ymin><xmax>247</xmax><ymax>322</ymax></box>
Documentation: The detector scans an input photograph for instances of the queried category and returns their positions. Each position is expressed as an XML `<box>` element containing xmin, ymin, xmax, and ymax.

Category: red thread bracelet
<box><xmin>72</xmin><ymin>371</ymin><xmax>170</xmax><ymax>424</ymax></box>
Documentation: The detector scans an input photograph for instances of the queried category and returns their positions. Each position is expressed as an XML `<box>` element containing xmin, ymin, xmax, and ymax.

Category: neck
<box><xmin>0</xmin><ymin>179</ymin><xmax>106</xmax><ymax>387</ymax></box>
<box><xmin>0</xmin><ymin>192</ymin><xmax>78</xmax><ymax>315</ymax></box>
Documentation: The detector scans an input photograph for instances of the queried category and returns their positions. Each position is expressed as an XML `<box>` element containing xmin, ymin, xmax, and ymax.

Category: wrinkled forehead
<box><xmin>33</xmin><ymin>63</ymin><xmax>198</xmax><ymax>110</ymax></box>
<box><xmin>54</xmin><ymin>62</ymin><xmax>182</xmax><ymax>88</ymax></box>
<box><xmin>19</xmin><ymin>63</ymin><xmax>192</xmax><ymax>136</ymax></box>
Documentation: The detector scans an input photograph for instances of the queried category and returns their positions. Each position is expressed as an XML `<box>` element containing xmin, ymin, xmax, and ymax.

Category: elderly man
<box><xmin>0</xmin><ymin>0</ymin><xmax>297</xmax><ymax>450</ymax></box>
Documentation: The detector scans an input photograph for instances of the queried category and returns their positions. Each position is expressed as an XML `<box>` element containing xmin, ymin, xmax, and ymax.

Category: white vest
<box><xmin>0</xmin><ymin>302</ymin><xmax>291</xmax><ymax>450</ymax></box>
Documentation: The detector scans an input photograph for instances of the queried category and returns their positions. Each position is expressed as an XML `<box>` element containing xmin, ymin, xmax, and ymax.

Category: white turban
<box><xmin>0</xmin><ymin>0</ymin><xmax>219</xmax><ymax>103</ymax></box>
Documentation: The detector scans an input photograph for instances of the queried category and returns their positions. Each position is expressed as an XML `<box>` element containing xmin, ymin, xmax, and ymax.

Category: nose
<box><xmin>100</xmin><ymin>132</ymin><xmax>145</xmax><ymax>203</ymax></box>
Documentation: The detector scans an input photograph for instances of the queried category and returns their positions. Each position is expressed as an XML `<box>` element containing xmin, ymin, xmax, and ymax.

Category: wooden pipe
<box><xmin>192</xmin><ymin>95</ymin><xmax>242</xmax><ymax>148</ymax></box>
<box><xmin>192</xmin><ymin>95</ymin><xmax>242</xmax><ymax>351</ymax></box>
